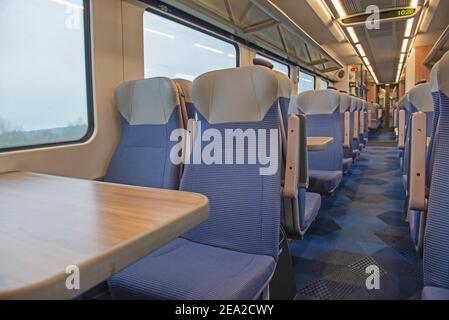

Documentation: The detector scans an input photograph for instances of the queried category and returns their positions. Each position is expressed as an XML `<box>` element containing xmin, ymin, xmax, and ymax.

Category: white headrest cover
<box><xmin>274</xmin><ymin>70</ymin><xmax>292</xmax><ymax>99</ymax></box>
<box><xmin>192</xmin><ymin>66</ymin><xmax>279</xmax><ymax>124</ymax></box>
<box><xmin>290</xmin><ymin>89</ymin><xmax>340</xmax><ymax>115</ymax></box>
<box><xmin>398</xmin><ymin>95</ymin><xmax>407</xmax><ymax>108</ymax></box>
<box><xmin>116</xmin><ymin>78</ymin><xmax>180</xmax><ymax>125</ymax></box>
<box><xmin>408</xmin><ymin>83</ymin><xmax>433</xmax><ymax>113</ymax></box>
<box><xmin>357</xmin><ymin>99</ymin><xmax>363</xmax><ymax>110</ymax></box>
<box><xmin>438</xmin><ymin>51</ymin><xmax>449</xmax><ymax>97</ymax></box>
<box><xmin>350</xmin><ymin>97</ymin><xmax>357</xmax><ymax>112</ymax></box>
<box><xmin>174</xmin><ymin>79</ymin><xmax>193</xmax><ymax>103</ymax></box>
<box><xmin>340</xmin><ymin>93</ymin><xmax>351</xmax><ymax>112</ymax></box>
<box><xmin>430</xmin><ymin>62</ymin><xmax>440</xmax><ymax>93</ymax></box>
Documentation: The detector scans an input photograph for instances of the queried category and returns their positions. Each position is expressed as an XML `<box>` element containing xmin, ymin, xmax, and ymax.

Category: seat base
<box><xmin>422</xmin><ymin>286</ymin><xmax>449</xmax><ymax>300</ymax></box>
<box><xmin>308</xmin><ymin>170</ymin><xmax>342</xmax><ymax>195</ymax></box>
<box><xmin>108</xmin><ymin>238</ymin><xmax>276</xmax><ymax>300</ymax></box>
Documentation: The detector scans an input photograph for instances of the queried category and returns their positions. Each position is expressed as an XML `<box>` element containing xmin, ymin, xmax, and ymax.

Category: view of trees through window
<box><xmin>0</xmin><ymin>0</ymin><xmax>90</xmax><ymax>150</ymax></box>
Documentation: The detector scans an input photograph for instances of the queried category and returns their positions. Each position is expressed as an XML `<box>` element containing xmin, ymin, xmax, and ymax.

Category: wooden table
<box><xmin>307</xmin><ymin>137</ymin><xmax>334</xmax><ymax>151</ymax></box>
<box><xmin>0</xmin><ymin>172</ymin><xmax>209</xmax><ymax>300</ymax></box>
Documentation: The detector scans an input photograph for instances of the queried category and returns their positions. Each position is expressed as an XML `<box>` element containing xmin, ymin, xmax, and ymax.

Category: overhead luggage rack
<box><xmin>155</xmin><ymin>0</ymin><xmax>344</xmax><ymax>75</ymax></box>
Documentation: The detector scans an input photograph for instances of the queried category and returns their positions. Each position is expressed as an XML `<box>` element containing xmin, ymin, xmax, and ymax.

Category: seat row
<box><xmin>100</xmin><ymin>60</ymin><xmax>373</xmax><ymax>300</ymax></box>
<box><xmin>394</xmin><ymin>51</ymin><xmax>449</xmax><ymax>300</ymax></box>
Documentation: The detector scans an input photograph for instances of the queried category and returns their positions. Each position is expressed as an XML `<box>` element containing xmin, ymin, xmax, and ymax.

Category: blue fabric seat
<box><xmin>308</xmin><ymin>170</ymin><xmax>343</xmax><ymax>195</ymax></box>
<box><xmin>108</xmin><ymin>66</ymin><xmax>282</xmax><ymax>300</ymax></box>
<box><xmin>105</xmin><ymin>78</ymin><xmax>182</xmax><ymax>189</ymax></box>
<box><xmin>301</xmin><ymin>192</ymin><xmax>321</xmax><ymax>231</ymax></box>
<box><xmin>291</xmin><ymin>89</ymin><xmax>343</xmax><ymax>194</ymax></box>
<box><xmin>108</xmin><ymin>238</ymin><xmax>276</xmax><ymax>300</ymax></box>
<box><xmin>422</xmin><ymin>51</ymin><xmax>449</xmax><ymax>300</ymax></box>
<box><xmin>422</xmin><ymin>287</ymin><xmax>449</xmax><ymax>300</ymax></box>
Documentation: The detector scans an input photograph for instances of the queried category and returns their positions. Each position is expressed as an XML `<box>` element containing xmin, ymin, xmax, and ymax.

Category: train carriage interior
<box><xmin>1</xmin><ymin>0</ymin><xmax>449</xmax><ymax>304</ymax></box>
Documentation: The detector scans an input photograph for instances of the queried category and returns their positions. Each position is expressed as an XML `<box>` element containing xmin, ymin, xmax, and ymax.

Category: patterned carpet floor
<box><xmin>292</xmin><ymin>130</ymin><xmax>423</xmax><ymax>300</ymax></box>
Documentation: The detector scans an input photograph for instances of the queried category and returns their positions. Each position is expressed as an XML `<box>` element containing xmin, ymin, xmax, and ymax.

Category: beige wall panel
<box><xmin>0</xmin><ymin>0</ymin><xmax>146</xmax><ymax>179</ymax></box>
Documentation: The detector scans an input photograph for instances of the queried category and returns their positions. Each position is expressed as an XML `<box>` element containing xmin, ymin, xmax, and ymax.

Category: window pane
<box><xmin>298</xmin><ymin>71</ymin><xmax>315</xmax><ymax>93</ymax></box>
<box><xmin>255</xmin><ymin>53</ymin><xmax>289</xmax><ymax>77</ymax></box>
<box><xmin>144</xmin><ymin>11</ymin><xmax>238</xmax><ymax>81</ymax></box>
<box><xmin>320</xmin><ymin>79</ymin><xmax>329</xmax><ymax>90</ymax></box>
<box><xmin>0</xmin><ymin>0</ymin><xmax>90</xmax><ymax>150</ymax></box>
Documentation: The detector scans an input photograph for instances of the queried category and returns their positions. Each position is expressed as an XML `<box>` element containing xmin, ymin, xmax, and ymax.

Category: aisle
<box><xmin>292</xmin><ymin>131</ymin><xmax>423</xmax><ymax>300</ymax></box>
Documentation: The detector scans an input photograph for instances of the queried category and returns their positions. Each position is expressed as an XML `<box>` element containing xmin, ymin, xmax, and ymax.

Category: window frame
<box><xmin>298</xmin><ymin>70</ymin><xmax>317</xmax><ymax>92</ymax></box>
<box><xmin>144</xmin><ymin>6</ymin><xmax>240</xmax><ymax>71</ymax></box>
<box><xmin>0</xmin><ymin>0</ymin><xmax>95</xmax><ymax>153</ymax></box>
<box><xmin>255</xmin><ymin>52</ymin><xmax>290</xmax><ymax>77</ymax></box>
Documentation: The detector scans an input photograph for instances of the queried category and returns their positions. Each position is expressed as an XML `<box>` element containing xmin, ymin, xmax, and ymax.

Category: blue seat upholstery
<box><xmin>422</xmin><ymin>287</ymin><xmax>449</xmax><ymax>300</ymax></box>
<box><xmin>108</xmin><ymin>66</ymin><xmax>282</xmax><ymax>300</ymax></box>
<box><xmin>105</xmin><ymin>78</ymin><xmax>182</xmax><ymax>189</ymax></box>
<box><xmin>308</xmin><ymin>170</ymin><xmax>343</xmax><ymax>195</ymax></box>
<box><xmin>291</xmin><ymin>89</ymin><xmax>343</xmax><ymax>194</ymax></box>
<box><xmin>422</xmin><ymin>51</ymin><xmax>449</xmax><ymax>300</ymax></box>
<box><xmin>108</xmin><ymin>238</ymin><xmax>276</xmax><ymax>300</ymax></box>
<box><xmin>427</xmin><ymin>62</ymin><xmax>441</xmax><ymax>188</ymax></box>
<box><xmin>302</xmin><ymin>191</ymin><xmax>322</xmax><ymax>231</ymax></box>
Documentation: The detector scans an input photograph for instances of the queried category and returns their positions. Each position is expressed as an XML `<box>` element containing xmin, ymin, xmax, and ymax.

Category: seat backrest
<box><xmin>291</xmin><ymin>89</ymin><xmax>343</xmax><ymax>171</ymax></box>
<box><xmin>105</xmin><ymin>78</ymin><xmax>183</xmax><ymax>189</ymax></box>
<box><xmin>423</xmin><ymin>51</ymin><xmax>449</xmax><ymax>289</ymax></box>
<box><xmin>181</xmin><ymin>66</ymin><xmax>281</xmax><ymax>260</ymax></box>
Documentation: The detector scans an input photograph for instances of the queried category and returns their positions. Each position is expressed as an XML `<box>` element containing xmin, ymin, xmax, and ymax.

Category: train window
<box><xmin>320</xmin><ymin>79</ymin><xmax>329</xmax><ymax>90</ymax></box>
<box><xmin>144</xmin><ymin>11</ymin><xmax>238</xmax><ymax>81</ymax></box>
<box><xmin>255</xmin><ymin>53</ymin><xmax>290</xmax><ymax>77</ymax></box>
<box><xmin>0</xmin><ymin>0</ymin><xmax>93</xmax><ymax>152</ymax></box>
<box><xmin>298</xmin><ymin>71</ymin><xmax>316</xmax><ymax>93</ymax></box>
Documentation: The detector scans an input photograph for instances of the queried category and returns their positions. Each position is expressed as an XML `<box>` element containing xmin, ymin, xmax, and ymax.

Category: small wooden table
<box><xmin>307</xmin><ymin>137</ymin><xmax>334</xmax><ymax>151</ymax></box>
<box><xmin>0</xmin><ymin>172</ymin><xmax>209</xmax><ymax>300</ymax></box>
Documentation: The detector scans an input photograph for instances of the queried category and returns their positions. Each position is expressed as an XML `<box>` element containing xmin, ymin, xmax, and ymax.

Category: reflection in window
<box><xmin>0</xmin><ymin>0</ymin><xmax>91</xmax><ymax>150</ymax></box>
<box><xmin>255</xmin><ymin>54</ymin><xmax>289</xmax><ymax>77</ymax></box>
<box><xmin>298</xmin><ymin>71</ymin><xmax>316</xmax><ymax>93</ymax></box>
<box><xmin>320</xmin><ymin>79</ymin><xmax>329</xmax><ymax>90</ymax></box>
<box><xmin>144</xmin><ymin>11</ymin><xmax>238</xmax><ymax>81</ymax></box>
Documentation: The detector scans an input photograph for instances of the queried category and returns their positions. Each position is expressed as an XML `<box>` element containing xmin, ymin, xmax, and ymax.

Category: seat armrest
<box><xmin>409</xmin><ymin>112</ymin><xmax>427</xmax><ymax>211</ymax></box>
<box><xmin>343</xmin><ymin>111</ymin><xmax>351</xmax><ymax>148</ymax></box>
<box><xmin>360</xmin><ymin>112</ymin><xmax>365</xmax><ymax>136</ymax></box>
<box><xmin>283</xmin><ymin>115</ymin><xmax>300</xmax><ymax>198</ymax></box>
<box><xmin>398</xmin><ymin>109</ymin><xmax>406</xmax><ymax>149</ymax></box>
<box><xmin>353</xmin><ymin>111</ymin><xmax>359</xmax><ymax>140</ymax></box>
